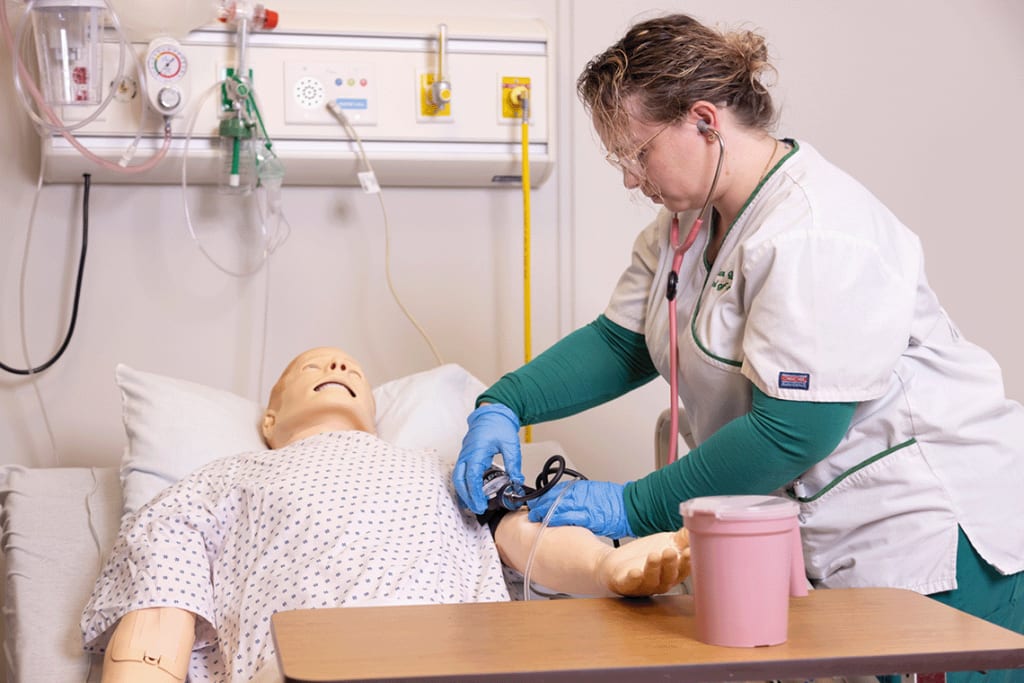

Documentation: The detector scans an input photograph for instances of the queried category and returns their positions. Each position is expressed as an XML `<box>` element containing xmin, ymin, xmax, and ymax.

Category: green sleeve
<box><xmin>479</xmin><ymin>315</ymin><xmax>658</xmax><ymax>425</ymax></box>
<box><xmin>624</xmin><ymin>385</ymin><xmax>856</xmax><ymax>535</ymax></box>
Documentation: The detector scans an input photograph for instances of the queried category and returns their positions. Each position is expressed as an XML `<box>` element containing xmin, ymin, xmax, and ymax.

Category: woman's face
<box><xmin>598</xmin><ymin>98</ymin><xmax>712</xmax><ymax>213</ymax></box>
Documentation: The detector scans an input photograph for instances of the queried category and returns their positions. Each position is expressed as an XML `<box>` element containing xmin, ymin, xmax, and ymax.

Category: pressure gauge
<box><xmin>151</xmin><ymin>47</ymin><xmax>186</xmax><ymax>82</ymax></box>
<box><xmin>145</xmin><ymin>38</ymin><xmax>190</xmax><ymax>116</ymax></box>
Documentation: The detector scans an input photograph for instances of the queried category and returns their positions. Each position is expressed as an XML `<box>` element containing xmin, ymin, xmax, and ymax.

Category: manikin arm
<box><xmin>102</xmin><ymin>607</ymin><xmax>196</xmax><ymax>682</ymax></box>
<box><xmin>494</xmin><ymin>509</ymin><xmax>690</xmax><ymax>597</ymax></box>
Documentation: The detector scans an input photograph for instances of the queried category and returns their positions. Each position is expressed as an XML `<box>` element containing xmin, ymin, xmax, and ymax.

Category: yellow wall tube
<box><xmin>516</xmin><ymin>88</ymin><xmax>532</xmax><ymax>443</ymax></box>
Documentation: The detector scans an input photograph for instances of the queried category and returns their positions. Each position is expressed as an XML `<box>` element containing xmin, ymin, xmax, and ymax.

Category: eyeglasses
<box><xmin>604</xmin><ymin>123</ymin><xmax>673</xmax><ymax>175</ymax></box>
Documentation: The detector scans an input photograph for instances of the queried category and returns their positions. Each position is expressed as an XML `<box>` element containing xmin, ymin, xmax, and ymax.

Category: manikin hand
<box><xmin>453</xmin><ymin>403</ymin><xmax>524</xmax><ymax>514</ymax></box>
<box><xmin>599</xmin><ymin>528</ymin><xmax>691</xmax><ymax>597</ymax></box>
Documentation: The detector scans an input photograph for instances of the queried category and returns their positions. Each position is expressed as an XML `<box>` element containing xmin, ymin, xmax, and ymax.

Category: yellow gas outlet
<box><xmin>500</xmin><ymin>76</ymin><xmax>531</xmax><ymax>119</ymax></box>
<box><xmin>419</xmin><ymin>72</ymin><xmax>452</xmax><ymax>118</ymax></box>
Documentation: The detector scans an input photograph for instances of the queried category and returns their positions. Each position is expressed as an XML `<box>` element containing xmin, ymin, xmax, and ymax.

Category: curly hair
<box><xmin>578</xmin><ymin>14</ymin><xmax>776</xmax><ymax>153</ymax></box>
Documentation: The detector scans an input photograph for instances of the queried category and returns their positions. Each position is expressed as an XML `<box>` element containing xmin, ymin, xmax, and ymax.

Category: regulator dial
<box><xmin>149</xmin><ymin>44</ymin><xmax>187</xmax><ymax>83</ymax></box>
<box><xmin>144</xmin><ymin>38</ymin><xmax>190</xmax><ymax>116</ymax></box>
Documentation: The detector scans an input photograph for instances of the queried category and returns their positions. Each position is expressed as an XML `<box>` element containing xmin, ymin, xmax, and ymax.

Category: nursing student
<box><xmin>453</xmin><ymin>13</ymin><xmax>1024</xmax><ymax>680</ymax></box>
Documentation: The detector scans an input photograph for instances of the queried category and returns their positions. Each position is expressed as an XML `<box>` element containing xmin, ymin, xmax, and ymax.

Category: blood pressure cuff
<box><xmin>476</xmin><ymin>483</ymin><xmax>538</xmax><ymax>534</ymax></box>
<box><xmin>479</xmin><ymin>315</ymin><xmax>657</xmax><ymax>425</ymax></box>
<box><xmin>477</xmin><ymin>505</ymin><xmax>513</xmax><ymax>535</ymax></box>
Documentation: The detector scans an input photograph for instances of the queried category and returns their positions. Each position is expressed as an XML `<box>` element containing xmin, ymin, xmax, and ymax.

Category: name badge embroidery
<box><xmin>710</xmin><ymin>269</ymin><xmax>734</xmax><ymax>292</ymax></box>
<box><xmin>778</xmin><ymin>372</ymin><xmax>810</xmax><ymax>390</ymax></box>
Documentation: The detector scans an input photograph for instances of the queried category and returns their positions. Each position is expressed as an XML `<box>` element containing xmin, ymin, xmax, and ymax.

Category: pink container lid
<box><xmin>679</xmin><ymin>495</ymin><xmax>798</xmax><ymax>521</ymax></box>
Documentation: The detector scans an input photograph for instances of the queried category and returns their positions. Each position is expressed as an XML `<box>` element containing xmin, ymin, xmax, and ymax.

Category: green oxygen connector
<box><xmin>218</xmin><ymin>117</ymin><xmax>255</xmax><ymax>191</ymax></box>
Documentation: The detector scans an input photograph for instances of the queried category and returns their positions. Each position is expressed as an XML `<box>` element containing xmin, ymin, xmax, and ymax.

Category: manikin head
<box><xmin>261</xmin><ymin>346</ymin><xmax>377</xmax><ymax>449</ymax></box>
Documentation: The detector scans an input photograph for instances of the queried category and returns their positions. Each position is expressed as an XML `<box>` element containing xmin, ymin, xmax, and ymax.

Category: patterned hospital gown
<box><xmin>81</xmin><ymin>431</ymin><xmax>510</xmax><ymax>682</ymax></box>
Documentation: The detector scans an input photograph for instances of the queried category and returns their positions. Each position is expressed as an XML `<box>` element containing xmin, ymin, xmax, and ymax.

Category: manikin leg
<box><xmin>102</xmin><ymin>607</ymin><xmax>196</xmax><ymax>682</ymax></box>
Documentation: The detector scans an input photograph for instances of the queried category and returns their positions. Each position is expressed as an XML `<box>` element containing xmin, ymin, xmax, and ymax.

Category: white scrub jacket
<box><xmin>605</xmin><ymin>140</ymin><xmax>1024</xmax><ymax>592</ymax></box>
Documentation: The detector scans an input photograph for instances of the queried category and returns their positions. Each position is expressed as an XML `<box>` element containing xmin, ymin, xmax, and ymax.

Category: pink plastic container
<box><xmin>679</xmin><ymin>495</ymin><xmax>807</xmax><ymax>647</ymax></box>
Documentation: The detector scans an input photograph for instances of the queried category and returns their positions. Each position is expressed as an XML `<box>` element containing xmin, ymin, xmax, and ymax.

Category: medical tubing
<box><xmin>1</xmin><ymin>0</ymin><xmax>171</xmax><ymax>173</ymax></box>
<box><xmin>181</xmin><ymin>80</ymin><xmax>287</xmax><ymax>277</ymax></box>
<box><xmin>256</xmin><ymin>257</ymin><xmax>273</xmax><ymax>402</ymax></box>
<box><xmin>6</xmin><ymin>157</ymin><xmax>59</xmax><ymax>463</ymax></box>
<box><xmin>247</xmin><ymin>84</ymin><xmax>273</xmax><ymax>145</ymax></box>
<box><xmin>666</xmin><ymin>127</ymin><xmax>725</xmax><ymax>465</ymax></box>
<box><xmin>1</xmin><ymin>173</ymin><xmax>90</xmax><ymax>376</ymax></box>
<box><xmin>248</xmin><ymin>84</ymin><xmax>290</xmax><ymax>246</ymax></box>
<box><xmin>247</xmin><ymin>86</ymin><xmax>290</xmax><ymax>254</ymax></box>
<box><xmin>522</xmin><ymin>478</ymin><xmax>576</xmax><ymax>601</ymax></box>
<box><xmin>118</xmin><ymin>70</ymin><xmax>158</xmax><ymax>168</ymax></box>
<box><xmin>326</xmin><ymin>101</ymin><xmax>444</xmax><ymax>367</ymax></box>
<box><xmin>179</xmin><ymin>76</ymin><xmax>284</xmax><ymax>398</ymax></box>
<box><xmin>499</xmin><ymin>454</ymin><xmax>585</xmax><ymax>508</ymax></box>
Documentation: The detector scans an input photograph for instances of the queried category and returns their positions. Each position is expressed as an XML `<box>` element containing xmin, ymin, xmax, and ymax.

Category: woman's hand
<box><xmin>527</xmin><ymin>480</ymin><xmax>635</xmax><ymax>539</ymax></box>
<box><xmin>453</xmin><ymin>403</ymin><xmax>524</xmax><ymax>514</ymax></box>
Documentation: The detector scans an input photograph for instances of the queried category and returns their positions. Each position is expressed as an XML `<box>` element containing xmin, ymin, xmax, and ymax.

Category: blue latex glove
<box><xmin>526</xmin><ymin>480</ymin><xmax>635</xmax><ymax>539</ymax></box>
<box><xmin>452</xmin><ymin>403</ymin><xmax>524</xmax><ymax>514</ymax></box>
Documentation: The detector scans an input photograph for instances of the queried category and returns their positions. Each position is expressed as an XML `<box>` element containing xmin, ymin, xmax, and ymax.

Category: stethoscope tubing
<box><xmin>666</xmin><ymin>124</ymin><xmax>725</xmax><ymax>465</ymax></box>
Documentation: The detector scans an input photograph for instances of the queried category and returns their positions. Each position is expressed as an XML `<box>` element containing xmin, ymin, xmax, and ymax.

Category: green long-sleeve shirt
<box><xmin>480</xmin><ymin>315</ymin><xmax>856</xmax><ymax>534</ymax></box>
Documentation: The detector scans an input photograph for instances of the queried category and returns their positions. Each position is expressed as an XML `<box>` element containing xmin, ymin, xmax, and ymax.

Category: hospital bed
<box><xmin>0</xmin><ymin>362</ymin><xmax>567</xmax><ymax>682</ymax></box>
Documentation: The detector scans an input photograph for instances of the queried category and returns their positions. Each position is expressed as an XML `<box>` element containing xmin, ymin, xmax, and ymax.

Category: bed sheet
<box><xmin>0</xmin><ymin>465</ymin><xmax>119</xmax><ymax>683</ymax></box>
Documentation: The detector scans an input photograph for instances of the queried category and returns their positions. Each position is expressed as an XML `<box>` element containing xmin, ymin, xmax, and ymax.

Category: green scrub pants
<box><xmin>879</xmin><ymin>526</ymin><xmax>1023</xmax><ymax>683</ymax></box>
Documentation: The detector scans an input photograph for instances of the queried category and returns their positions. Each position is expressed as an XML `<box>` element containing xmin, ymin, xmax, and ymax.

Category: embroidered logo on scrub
<box><xmin>778</xmin><ymin>372</ymin><xmax>810</xmax><ymax>390</ymax></box>
<box><xmin>711</xmin><ymin>269</ymin><xmax>734</xmax><ymax>292</ymax></box>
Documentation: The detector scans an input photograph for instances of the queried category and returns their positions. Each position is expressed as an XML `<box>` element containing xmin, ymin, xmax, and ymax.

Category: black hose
<box><xmin>1</xmin><ymin>173</ymin><xmax>90</xmax><ymax>375</ymax></box>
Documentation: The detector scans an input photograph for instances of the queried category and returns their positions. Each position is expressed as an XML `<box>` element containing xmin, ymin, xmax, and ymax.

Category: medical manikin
<box><xmin>98</xmin><ymin>347</ymin><xmax>691</xmax><ymax>682</ymax></box>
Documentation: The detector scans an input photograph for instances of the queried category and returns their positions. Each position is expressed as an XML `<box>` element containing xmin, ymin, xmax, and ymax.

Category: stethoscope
<box><xmin>665</xmin><ymin>119</ymin><xmax>725</xmax><ymax>465</ymax></box>
<box><xmin>480</xmin><ymin>454</ymin><xmax>586</xmax><ymax>516</ymax></box>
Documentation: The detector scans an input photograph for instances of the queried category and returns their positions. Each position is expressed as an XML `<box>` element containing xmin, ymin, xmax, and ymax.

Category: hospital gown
<box><xmin>81</xmin><ymin>430</ymin><xmax>510</xmax><ymax>682</ymax></box>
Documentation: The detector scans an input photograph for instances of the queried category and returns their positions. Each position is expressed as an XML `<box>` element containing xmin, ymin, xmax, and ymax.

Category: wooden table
<box><xmin>271</xmin><ymin>587</ymin><xmax>1024</xmax><ymax>682</ymax></box>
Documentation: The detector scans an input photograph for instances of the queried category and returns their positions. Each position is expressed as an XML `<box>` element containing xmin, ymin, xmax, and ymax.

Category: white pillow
<box><xmin>117</xmin><ymin>362</ymin><xmax>484</xmax><ymax>518</ymax></box>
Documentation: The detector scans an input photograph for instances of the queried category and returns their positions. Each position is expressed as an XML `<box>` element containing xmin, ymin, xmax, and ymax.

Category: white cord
<box><xmin>522</xmin><ymin>479</ymin><xmax>577</xmax><ymax>600</ymax></box>
<box><xmin>16</xmin><ymin>154</ymin><xmax>59</xmax><ymax>466</ymax></box>
<box><xmin>257</xmin><ymin>255</ymin><xmax>272</xmax><ymax>401</ymax></box>
<box><xmin>181</xmin><ymin>79</ymin><xmax>289</xmax><ymax>404</ymax></box>
<box><xmin>326</xmin><ymin>102</ymin><xmax>444</xmax><ymax>367</ymax></box>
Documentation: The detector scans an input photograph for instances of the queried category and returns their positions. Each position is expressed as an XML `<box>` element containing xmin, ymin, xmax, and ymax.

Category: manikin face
<box><xmin>261</xmin><ymin>347</ymin><xmax>376</xmax><ymax>449</ymax></box>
